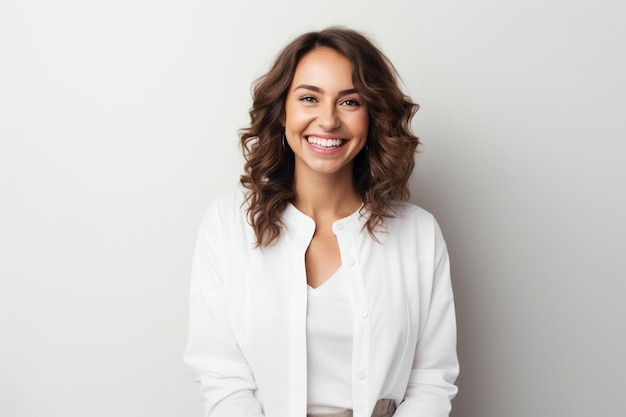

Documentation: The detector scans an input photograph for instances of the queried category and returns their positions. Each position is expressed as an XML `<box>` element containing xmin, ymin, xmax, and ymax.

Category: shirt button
<box><xmin>357</xmin><ymin>370</ymin><xmax>367</xmax><ymax>380</ymax></box>
<box><xmin>337</xmin><ymin>223</ymin><xmax>344</xmax><ymax>231</ymax></box>
<box><xmin>348</xmin><ymin>258</ymin><xmax>356</xmax><ymax>266</ymax></box>
<box><xmin>360</xmin><ymin>310</ymin><xmax>368</xmax><ymax>319</ymax></box>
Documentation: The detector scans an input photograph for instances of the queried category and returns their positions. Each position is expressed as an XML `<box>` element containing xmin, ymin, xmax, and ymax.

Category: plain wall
<box><xmin>2</xmin><ymin>0</ymin><xmax>625</xmax><ymax>416</ymax></box>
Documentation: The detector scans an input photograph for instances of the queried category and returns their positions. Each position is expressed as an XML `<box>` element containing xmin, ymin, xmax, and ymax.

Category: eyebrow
<box><xmin>292</xmin><ymin>84</ymin><xmax>359</xmax><ymax>96</ymax></box>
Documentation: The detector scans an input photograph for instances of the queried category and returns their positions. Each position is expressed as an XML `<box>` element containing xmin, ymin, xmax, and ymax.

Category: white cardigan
<box><xmin>184</xmin><ymin>190</ymin><xmax>459</xmax><ymax>417</ymax></box>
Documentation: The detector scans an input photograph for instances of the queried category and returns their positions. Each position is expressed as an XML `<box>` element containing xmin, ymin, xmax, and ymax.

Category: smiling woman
<box><xmin>184</xmin><ymin>27</ymin><xmax>459</xmax><ymax>417</ymax></box>
<box><xmin>284</xmin><ymin>47</ymin><xmax>369</xmax><ymax>180</ymax></box>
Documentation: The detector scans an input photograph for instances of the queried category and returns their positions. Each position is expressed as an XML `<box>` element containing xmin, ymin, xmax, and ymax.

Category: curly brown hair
<box><xmin>239</xmin><ymin>27</ymin><xmax>420</xmax><ymax>247</ymax></box>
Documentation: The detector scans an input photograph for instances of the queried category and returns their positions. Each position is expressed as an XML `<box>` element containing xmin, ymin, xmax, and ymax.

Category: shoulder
<box><xmin>378</xmin><ymin>201</ymin><xmax>446</xmax><ymax>256</ymax></box>
<box><xmin>203</xmin><ymin>188</ymin><xmax>247</xmax><ymax>215</ymax></box>
<box><xmin>387</xmin><ymin>201</ymin><xmax>437</xmax><ymax>228</ymax></box>
<box><xmin>197</xmin><ymin>187</ymin><xmax>252</xmax><ymax>239</ymax></box>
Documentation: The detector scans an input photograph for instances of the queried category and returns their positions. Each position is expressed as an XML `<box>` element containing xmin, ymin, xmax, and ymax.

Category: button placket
<box><xmin>338</xmin><ymin>229</ymin><xmax>370</xmax><ymax>415</ymax></box>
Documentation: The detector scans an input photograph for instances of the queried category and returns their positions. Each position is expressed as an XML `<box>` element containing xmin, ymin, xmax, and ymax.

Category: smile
<box><xmin>306</xmin><ymin>136</ymin><xmax>347</xmax><ymax>149</ymax></box>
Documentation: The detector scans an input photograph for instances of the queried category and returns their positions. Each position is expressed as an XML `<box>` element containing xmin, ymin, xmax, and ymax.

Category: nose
<box><xmin>316</xmin><ymin>102</ymin><xmax>340</xmax><ymax>130</ymax></box>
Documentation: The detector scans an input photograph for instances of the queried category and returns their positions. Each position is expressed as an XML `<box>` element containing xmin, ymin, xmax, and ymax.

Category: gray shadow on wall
<box><xmin>410</xmin><ymin>167</ymin><xmax>487</xmax><ymax>417</ymax></box>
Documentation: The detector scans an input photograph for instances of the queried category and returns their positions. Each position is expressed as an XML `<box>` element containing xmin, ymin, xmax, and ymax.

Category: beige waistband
<box><xmin>307</xmin><ymin>399</ymin><xmax>396</xmax><ymax>417</ymax></box>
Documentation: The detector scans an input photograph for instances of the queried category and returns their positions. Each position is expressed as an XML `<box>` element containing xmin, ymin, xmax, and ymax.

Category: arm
<box><xmin>394</xmin><ymin>221</ymin><xmax>459</xmax><ymax>417</ymax></box>
<box><xmin>184</xmin><ymin>216</ymin><xmax>265</xmax><ymax>417</ymax></box>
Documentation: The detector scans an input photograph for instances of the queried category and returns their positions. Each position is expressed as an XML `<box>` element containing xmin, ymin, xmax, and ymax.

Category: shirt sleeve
<box><xmin>394</xmin><ymin>219</ymin><xmax>460</xmax><ymax>417</ymax></box>
<box><xmin>183</xmin><ymin>209</ymin><xmax>265</xmax><ymax>417</ymax></box>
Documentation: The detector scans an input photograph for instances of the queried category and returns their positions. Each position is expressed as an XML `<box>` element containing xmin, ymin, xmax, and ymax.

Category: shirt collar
<box><xmin>283</xmin><ymin>202</ymin><xmax>367</xmax><ymax>235</ymax></box>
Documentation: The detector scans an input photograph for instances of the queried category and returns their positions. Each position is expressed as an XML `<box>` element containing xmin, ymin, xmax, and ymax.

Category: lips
<box><xmin>306</xmin><ymin>135</ymin><xmax>347</xmax><ymax>149</ymax></box>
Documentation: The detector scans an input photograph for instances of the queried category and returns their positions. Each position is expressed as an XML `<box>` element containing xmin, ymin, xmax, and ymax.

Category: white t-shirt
<box><xmin>306</xmin><ymin>265</ymin><xmax>354</xmax><ymax>414</ymax></box>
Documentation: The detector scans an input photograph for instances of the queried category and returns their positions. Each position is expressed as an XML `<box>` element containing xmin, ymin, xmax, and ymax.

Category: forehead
<box><xmin>290</xmin><ymin>47</ymin><xmax>354</xmax><ymax>89</ymax></box>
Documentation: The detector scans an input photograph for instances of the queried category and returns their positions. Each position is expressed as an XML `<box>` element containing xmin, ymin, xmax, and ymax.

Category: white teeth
<box><xmin>307</xmin><ymin>136</ymin><xmax>345</xmax><ymax>148</ymax></box>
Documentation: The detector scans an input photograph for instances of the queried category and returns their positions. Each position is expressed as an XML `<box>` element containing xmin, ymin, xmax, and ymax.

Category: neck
<box><xmin>293</xmin><ymin>168</ymin><xmax>362</xmax><ymax>222</ymax></box>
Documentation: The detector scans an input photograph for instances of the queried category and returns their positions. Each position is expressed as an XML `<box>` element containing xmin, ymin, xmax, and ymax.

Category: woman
<box><xmin>184</xmin><ymin>27</ymin><xmax>459</xmax><ymax>417</ymax></box>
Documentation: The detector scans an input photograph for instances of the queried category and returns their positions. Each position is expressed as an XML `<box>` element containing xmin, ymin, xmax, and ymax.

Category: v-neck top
<box><xmin>306</xmin><ymin>265</ymin><xmax>354</xmax><ymax>414</ymax></box>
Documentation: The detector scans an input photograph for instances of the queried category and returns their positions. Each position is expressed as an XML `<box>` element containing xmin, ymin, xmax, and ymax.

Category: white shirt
<box><xmin>306</xmin><ymin>266</ymin><xmax>353</xmax><ymax>414</ymax></box>
<box><xmin>184</xmin><ymin>190</ymin><xmax>459</xmax><ymax>417</ymax></box>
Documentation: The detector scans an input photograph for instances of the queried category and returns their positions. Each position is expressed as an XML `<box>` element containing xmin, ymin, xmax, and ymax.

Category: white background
<box><xmin>1</xmin><ymin>1</ymin><xmax>625</xmax><ymax>416</ymax></box>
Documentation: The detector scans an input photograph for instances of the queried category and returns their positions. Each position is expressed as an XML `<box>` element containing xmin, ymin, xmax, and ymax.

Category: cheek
<box><xmin>352</xmin><ymin>112</ymin><xmax>369</xmax><ymax>136</ymax></box>
<box><xmin>284</xmin><ymin>106</ymin><xmax>309</xmax><ymax>129</ymax></box>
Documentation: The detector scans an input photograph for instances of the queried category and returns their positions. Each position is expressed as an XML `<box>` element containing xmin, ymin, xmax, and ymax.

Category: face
<box><xmin>283</xmin><ymin>47</ymin><xmax>369</xmax><ymax>180</ymax></box>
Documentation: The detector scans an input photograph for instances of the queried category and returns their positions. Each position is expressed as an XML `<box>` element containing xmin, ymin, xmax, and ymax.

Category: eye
<box><xmin>299</xmin><ymin>95</ymin><xmax>318</xmax><ymax>103</ymax></box>
<box><xmin>341</xmin><ymin>98</ymin><xmax>361</xmax><ymax>106</ymax></box>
